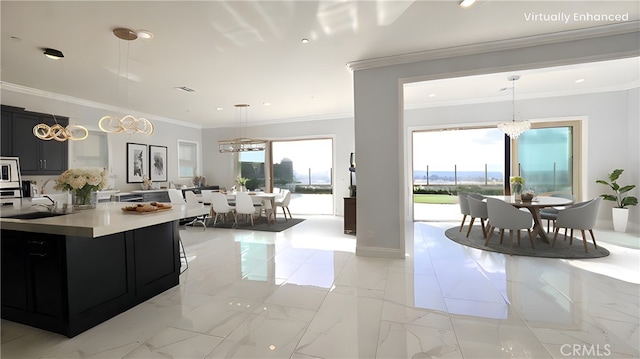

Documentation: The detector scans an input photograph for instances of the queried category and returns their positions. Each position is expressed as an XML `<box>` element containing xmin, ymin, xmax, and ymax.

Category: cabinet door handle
<box><xmin>39</xmin><ymin>159</ymin><xmax>43</xmax><ymax>169</ymax></box>
<box><xmin>43</xmin><ymin>159</ymin><xmax>46</xmax><ymax>169</ymax></box>
<box><xmin>28</xmin><ymin>240</ymin><xmax>46</xmax><ymax>245</ymax></box>
<box><xmin>28</xmin><ymin>252</ymin><xmax>48</xmax><ymax>258</ymax></box>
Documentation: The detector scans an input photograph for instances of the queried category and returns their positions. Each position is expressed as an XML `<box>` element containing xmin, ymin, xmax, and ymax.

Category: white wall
<box><xmin>353</xmin><ymin>28</ymin><xmax>640</xmax><ymax>258</ymax></box>
<box><xmin>1</xmin><ymin>89</ymin><xmax>203</xmax><ymax>192</ymax></box>
<box><xmin>202</xmin><ymin>116</ymin><xmax>355</xmax><ymax>216</ymax></box>
<box><xmin>405</xmin><ymin>90</ymin><xmax>640</xmax><ymax>233</ymax></box>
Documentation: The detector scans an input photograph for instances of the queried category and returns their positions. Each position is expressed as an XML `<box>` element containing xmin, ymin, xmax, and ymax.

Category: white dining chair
<box><xmin>486</xmin><ymin>197</ymin><xmax>534</xmax><ymax>255</ymax></box>
<box><xmin>275</xmin><ymin>189</ymin><xmax>292</xmax><ymax>221</ymax></box>
<box><xmin>185</xmin><ymin>190</ymin><xmax>207</xmax><ymax>229</ymax></box>
<box><xmin>235</xmin><ymin>192</ymin><xmax>258</xmax><ymax>226</ymax></box>
<box><xmin>167</xmin><ymin>188</ymin><xmax>186</xmax><ymax>205</ymax></box>
<box><xmin>210</xmin><ymin>192</ymin><xmax>236</xmax><ymax>226</ymax></box>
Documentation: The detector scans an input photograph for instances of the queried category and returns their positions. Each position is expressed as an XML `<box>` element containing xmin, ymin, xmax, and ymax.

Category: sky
<box><xmin>240</xmin><ymin>138</ymin><xmax>333</xmax><ymax>170</ymax></box>
<box><xmin>413</xmin><ymin>128</ymin><xmax>504</xmax><ymax>173</ymax></box>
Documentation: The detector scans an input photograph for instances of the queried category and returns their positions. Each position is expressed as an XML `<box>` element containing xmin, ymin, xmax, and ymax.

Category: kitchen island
<box><xmin>0</xmin><ymin>201</ymin><xmax>207</xmax><ymax>337</ymax></box>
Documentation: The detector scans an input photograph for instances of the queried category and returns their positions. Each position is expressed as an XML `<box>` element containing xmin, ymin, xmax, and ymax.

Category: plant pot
<box><xmin>612</xmin><ymin>207</ymin><xmax>629</xmax><ymax>232</ymax></box>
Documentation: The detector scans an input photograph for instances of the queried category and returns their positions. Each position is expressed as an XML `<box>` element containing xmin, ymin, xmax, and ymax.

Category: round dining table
<box><xmin>489</xmin><ymin>196</ymin><xmax>574</xmax><ymax>243</ymax></box>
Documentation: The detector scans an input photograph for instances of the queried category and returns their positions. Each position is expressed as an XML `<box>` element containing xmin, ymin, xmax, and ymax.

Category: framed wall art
<box><xmin>126</xmin><ymin>142</ymin><xmax>148</xmax><ymax>183</ymax></box>
<box><xmin>149</xmin><ymin>145</ymin><xmax>168</xmax><ymax>182</ymax></box>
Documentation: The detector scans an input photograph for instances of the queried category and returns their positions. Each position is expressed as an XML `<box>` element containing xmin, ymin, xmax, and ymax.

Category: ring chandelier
<box><xmin>98</xmin><ymin>115</ymin><xmax>154</xmax><ymax>136</ymax></box>
<box><xmin>98</xmin><ymin>27</ymin><xmax>154</xmax><ymax>136</ymax></box>
<box><xmin>33</xmin><ymin>123</ymin><xmax>89</xmax><ymax>142</ymax></box>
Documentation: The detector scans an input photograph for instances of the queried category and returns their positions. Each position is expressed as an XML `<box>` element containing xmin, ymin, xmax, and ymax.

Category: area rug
<box><xmin>445</xmin><ymin>226</ymin><xmax>610</xmax><ymax>259</ymax></box>
<box><xmin>206</xmin><ymin>218</ymin><xmax>305</xmax><ymax>232</ymax></box>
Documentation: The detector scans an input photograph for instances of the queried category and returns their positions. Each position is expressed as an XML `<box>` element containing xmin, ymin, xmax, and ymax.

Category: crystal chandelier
<box><xmin>497</xmin><ymin>75</ymin><xmax>530</xmax><ymax>139</ymax></box>
<box><xmin>218</xmin><ymin>104</ymin><xmax>267</xmax><ymax>153</ymax></box>
<box><xmin>99</xmin><ymin>28</ymin><xmax>154</xmax><ymax>136</ymax></box>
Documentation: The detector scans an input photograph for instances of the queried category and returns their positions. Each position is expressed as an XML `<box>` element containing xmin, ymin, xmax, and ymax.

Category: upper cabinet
<box><xmin>1</xmin><ymin>105</ymin><xmax>68</xmax><ymax>175</ymax></box>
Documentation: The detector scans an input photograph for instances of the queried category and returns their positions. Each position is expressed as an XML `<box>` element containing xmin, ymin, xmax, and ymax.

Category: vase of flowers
<box><xmin>54</xmin><ymin>168</ymin><xmax>108</xmax><ymax>209</ymax></box>
<box><xmin>510</xmin><ymin>176</ymin><xmax>524</xmax><ymax>201</ymax></box>
<box><xmin>236</xmin><ymin>176</ymin><xmax>248</xmax><ymax>192</ymax></box>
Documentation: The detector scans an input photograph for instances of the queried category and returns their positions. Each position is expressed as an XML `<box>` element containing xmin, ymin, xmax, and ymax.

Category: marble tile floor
<box><xmin>1</xmin><ymin>216</ymin><xmax>638</xmax><ymax>359</ymax></box>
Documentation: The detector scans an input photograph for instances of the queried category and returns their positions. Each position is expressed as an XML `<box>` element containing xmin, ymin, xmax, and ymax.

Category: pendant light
<box><xmin>98</xmin><ymin>28</ymin><xmax>154</xmax><ymax>136</ymax></box>
<box><xmin>34</xmin><ymin>47</ymin><xmax>88</xmax><ymax>141</ymax></box>
<box><xmin>497</xmin><ymin>75</ymin><xmax>530</xmax><ymax>139</ymax></box>
<box><xmin>218</xmin><ymin>104</ymin><xmax>267</xmax><ymax>153</ymax></box>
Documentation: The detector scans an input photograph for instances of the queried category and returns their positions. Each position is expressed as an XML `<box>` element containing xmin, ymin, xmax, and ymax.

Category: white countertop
<box><xmin>0</xmin><ymin>201</ymin><xmax>209</xmax><ymax>238</ymax></box>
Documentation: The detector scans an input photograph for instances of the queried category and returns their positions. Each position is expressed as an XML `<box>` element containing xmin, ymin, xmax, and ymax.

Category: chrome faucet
<box><xmin>33</xmin><ymin>195</ymin><xmax>57</xmax><ymax>212</ymax></box>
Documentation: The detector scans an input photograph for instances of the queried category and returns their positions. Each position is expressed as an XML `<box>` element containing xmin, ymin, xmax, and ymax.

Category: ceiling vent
<box><xmin>175</xmin><ymin>86</ymin><xmax>195</xmax><ymax>93</ymax></box>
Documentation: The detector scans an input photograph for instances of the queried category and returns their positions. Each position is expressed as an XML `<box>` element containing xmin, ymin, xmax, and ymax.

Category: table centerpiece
<box><xmin>510</xmin><ymin>176</ymin><xmax>524</xmax><ymax>201</ymax></box>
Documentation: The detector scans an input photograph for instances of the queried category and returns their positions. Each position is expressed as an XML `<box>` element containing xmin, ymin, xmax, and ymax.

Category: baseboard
<box><xmin>356</xmin><ymin>245</ymin><xmax>405</xmax><ymax>259</ymax></box>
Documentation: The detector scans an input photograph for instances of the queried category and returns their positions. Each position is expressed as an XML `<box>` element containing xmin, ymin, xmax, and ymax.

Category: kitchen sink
<box><xmin>3</xmin><ymin>212</ymin><xmax>68</xmax><ymax>220</ymax></box>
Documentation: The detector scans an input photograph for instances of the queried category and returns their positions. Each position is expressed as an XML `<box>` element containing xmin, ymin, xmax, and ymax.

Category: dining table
<box><xmin>227</xmin><ymin>192</ymin><xmax>279</xmax><ymax>224</ymax></box>
<box><xmin>198</xmin><ymin>191</ymin><xmax>279</xmax><ymax>224</ymax></box>
<box><xmin>489</xmin><ymin>195</ymin><xmax>574</xmax><ymax>244</ymax></box>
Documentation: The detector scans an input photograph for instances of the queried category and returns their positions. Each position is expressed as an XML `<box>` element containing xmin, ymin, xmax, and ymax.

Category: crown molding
<box><xmin>347</xmin><ymin>21</ymin><xmax>640</xmax><ymax>71</ymax></box>
<box><xmin>405</xmin><ymin>80</ymin><xmax>640</xmax><ymax>111</ymax></box>
<box><xmin>0</xmin><ymin>82</ymin><xmax>202</xmax><ymax>129</ymax></box>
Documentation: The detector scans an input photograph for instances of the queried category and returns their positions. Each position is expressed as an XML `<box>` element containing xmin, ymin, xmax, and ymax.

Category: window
<box><xmin>178</xmin><ymin>140</ymin><xmax>198</xmax><ymax>178</ymax></box>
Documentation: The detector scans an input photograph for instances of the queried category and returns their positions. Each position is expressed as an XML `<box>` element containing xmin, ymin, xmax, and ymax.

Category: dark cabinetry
<box><xmin>1</xmin><ymin>231</ymin><xmax>65</xmax><ymax>334</ymax></box>
<box><xmin>1</xmin><ymin>221</ymin><xmax>180</xmax><ymax>337</ymax></box>
<box><xmin>344</xmin><ymin>197</ymin><xmax>356</xmax><ymax>234</ymax></box>
<box><xmin>1</xmin><ymin>105</ymin><xmax>68</xmax><ymax>175</ymax></box>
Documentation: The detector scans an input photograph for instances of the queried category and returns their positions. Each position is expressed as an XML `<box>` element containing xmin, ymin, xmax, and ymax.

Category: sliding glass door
<box><xmin>271</xmin><ymin>139</ymin><xmax>333</xmax><ymax>215</ymax></box>
<box><xmin>512</xmin><ymin>121</ymin><xmax>580</xmax><ymax>197</ymax></box>
<box><xmin>412</xmin><ymin>120</ymin><xmax>581</xmax><ymax>222</ymax></box>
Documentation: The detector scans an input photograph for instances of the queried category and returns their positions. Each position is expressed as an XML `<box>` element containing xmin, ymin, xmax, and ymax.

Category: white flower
<box><xmin>54</xmin><ymin>168</ymin><xmax>108</xmax><ymax>192</ymax></box>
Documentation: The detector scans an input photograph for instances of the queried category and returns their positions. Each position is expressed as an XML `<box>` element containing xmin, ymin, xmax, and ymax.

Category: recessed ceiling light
<box><xmin>137</xmin><ymin>30</ymin><xmax>153</xmax><ymax>39</ymax></box>
<box><xmin>43</xmin><ymin>48</ymin><xmax>64</xmax><ymax>60</ymax></box>
<box><xmin>575</xmin><ymin>78</ymin><xmax>585</xmax><ymax>83</ymax></box>
<box><xmin>301</xmin><ymin>38</ymin><xmax>309</xmax><ymax>44</ymax></box>
<box><xmin>263</xmin><ymin>102</ymin><xmax>271</xmax><ymax>106</ymax></box>
<box><xmin>428</xmin><ymin>94</ymin><xmax>436</xmax><ymax>98</ymax></box>
<box><xmin>216</xmin><ymin>107</ymin><xmax>224</xmax><ymax>111</ymax></box>
<box><xmin>459</xmin><ymin>0</ymin><xmax>477</xmax><ymax>8</ymax></box>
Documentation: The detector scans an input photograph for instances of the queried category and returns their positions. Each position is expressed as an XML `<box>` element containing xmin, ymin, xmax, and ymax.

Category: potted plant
<box><xmin>509</xmin><ymin>176</ymin><xmax>524</xmax><ymax>201</ymax></box>
<box><xmin>236</xmin><ymin>176</ymin><xmax>248</xmax><ymax>192</ymax></box>
<box><xmin>596</xmin><ymin>169</ymin><xmax>638</xmax><ymax>232</ymax></box>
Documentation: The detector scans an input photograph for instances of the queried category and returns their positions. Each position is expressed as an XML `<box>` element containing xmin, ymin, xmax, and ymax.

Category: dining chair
<box><xmin>235</xmin><ymin>192</ymin><xmax>258</xmax><ymax>226</ymax></box>
<box><xmin>540</xmin><ymin>192</ymin><xmax>574</xmax><ymax>231</ymax></box>
<box><xmin>457</xmin><ymin>192</ymin><xmax>471</xmax><ymax>233</ymax></box>
<box><xmin>466</xmin><ymin>195</ymin><xmax>489</xmax><ymax>238</ymax></box>
<box><xmin>275</xmin><ymin>189</ymin><xmax>292</xmax><ymax>221</ymax></box>
<box><xmin>486</xmin><ymin>198</ymin><xmax>534</xmax><ymax>255</ymax></box>
<box><xmin>210</xmin><ymin>192</ymin><xmax>236</xmax><ymax>227</ymax></box>
<box><xmin>167</xmin><ymin>188</ymin><xmax>189</xmax><ymax>273</ymax></box>
<box><xmin>552</xmin><ymin>197</ymin><xmax>601</xmax><ymax>253</ymax></box>
<box><xmin>184</xmin><ymin>190</ymin><xmax>207</xmax><ymax>229</ymax></box>
<box><xmin>167</xmin><ymin>188</ymin><xmax>186</xmax><ymax>205</ymax></box>
<box><xmin>200</xmin><ymin>189</ymin><xmax>215</xmax><ymax>205</ymax></box>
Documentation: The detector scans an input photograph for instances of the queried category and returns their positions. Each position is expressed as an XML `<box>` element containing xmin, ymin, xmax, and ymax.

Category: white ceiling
<box><xmin>1</xmin><ymin>1</ymin><xmax>639</xmax><ymax>128</ymax></box>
